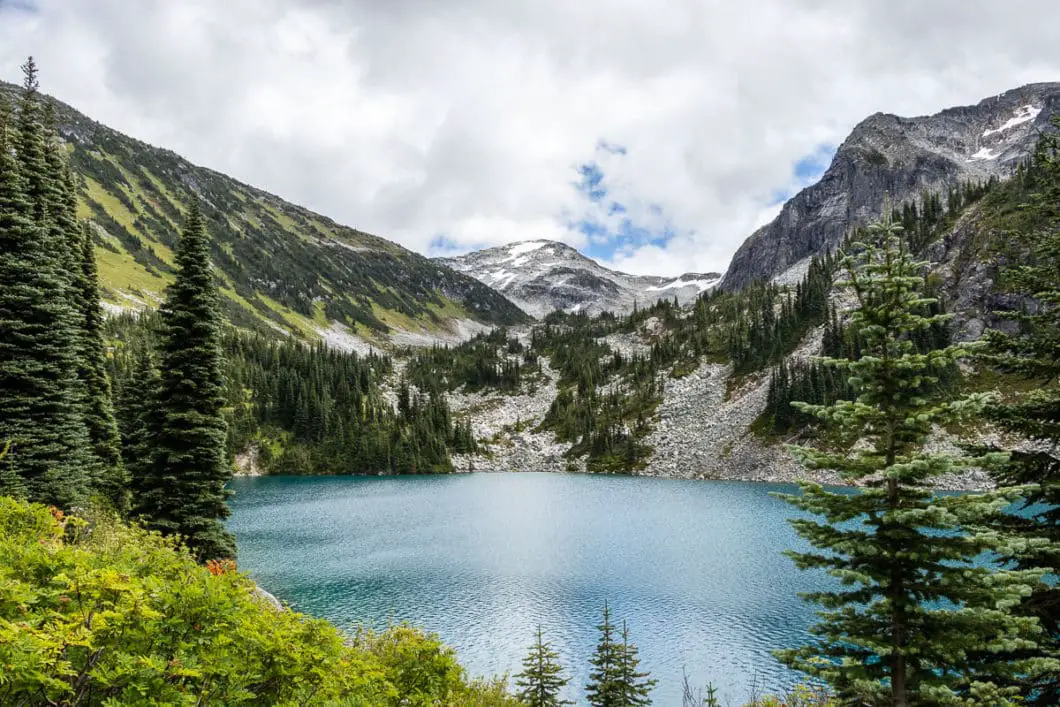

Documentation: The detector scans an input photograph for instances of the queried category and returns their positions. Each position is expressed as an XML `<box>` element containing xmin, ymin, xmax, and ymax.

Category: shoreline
<box><xmin>232</xmin><ymin>466</ymin><xmax>996</xmax><ymax>492</ymax></box>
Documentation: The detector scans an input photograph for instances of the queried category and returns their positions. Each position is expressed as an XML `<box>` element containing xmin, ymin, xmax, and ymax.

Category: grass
<box><xmin>94</xmin><ymin>245</ymin><xmax>171</xmax><ymax>299</ymax></box>
<box><xmin>138</xmin><ymin>166</ymin><xmax>186</xmax><ymax>217</ymax></box>
<box><xmin>960</xmin><ymin>364</ymin><xmax>1055</xmax><ymax>402</ymax></box>
<box><xmin>371</xmin><ymin>302</ymin><xmax>431</xmax><ymax>334</ymax></box>
<box><xmin>252</xmin><ymin>291</ymin><xmax>325</xmax><ymax>340</ymax></box>
<box><xmin>261</xmin><ymin>202</ymin><xmax>301</xmax><ymax>233</ymax></box>
<box><xmin>427</xmin><ymin>296</ymin><xmax>471</xmax><ymax>321</ymax></box>
<box><xmin>81</xmin><ymin>177</ymin><xmax>140</xmax><ymax>234</ymax></box>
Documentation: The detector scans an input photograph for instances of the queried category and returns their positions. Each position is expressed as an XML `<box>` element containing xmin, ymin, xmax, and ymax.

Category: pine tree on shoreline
<box><xmin>586</xmin><ymin>602</ymin><xmax>621</xmax><ymax>706</ymax></box>
<box><xmin>515</xmin><ymin>626</ymin><xmax>573</xmax><ymax>706</ymax></box>
<box><xmin>615</xmin><ymin>620</ymin><xmax>655</xmax><ymax>706</ymax></box>
<box><xmin>775</xmin><ymin>214</ymin><xmax>1052</xmax><ymax>706</ymax></box>
<box><xmin>586</xmin><ymin>603</ymin><xmax>656</xmax><ymax>706</ymax></box>
<box><xmin>132</xmin><ymin>202</ymin><xmax>235</xmax><ymax>561</ymax></box>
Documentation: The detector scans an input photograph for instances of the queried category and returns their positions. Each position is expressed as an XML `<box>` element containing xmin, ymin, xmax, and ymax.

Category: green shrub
<box><xmin>0</xmin><ymin>497</ymin><xmax>521</xmax><ymax>705</ymax></box>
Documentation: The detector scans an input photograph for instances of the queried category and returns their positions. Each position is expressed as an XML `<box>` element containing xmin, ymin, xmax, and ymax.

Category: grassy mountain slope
<box><xmin>0</xmin><ymin>82</ymin><xmax>529</xmax><ymax>345</ymax></box>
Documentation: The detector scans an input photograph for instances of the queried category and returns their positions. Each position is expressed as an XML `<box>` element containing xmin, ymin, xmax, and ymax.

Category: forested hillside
<box><xmin>404</xmin><ymin>159</ymin><xmax>1054</xmax><ymax>481</ymax></box>
<box><xmin>106</xmin><ymin>312</ymin><xmax>477</xmax><ymax>478</ymax></box>
<box><xmin>0</xmin><ymin>81</ymin><xmax>529</xmax><ymax>346</ymax></box>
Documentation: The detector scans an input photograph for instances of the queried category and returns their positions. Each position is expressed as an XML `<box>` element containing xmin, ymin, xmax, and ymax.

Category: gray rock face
<box><xmin>926</xmin><ymin>202</ymin><xmax>1033</xmax><ymax>343</ymax></box>
<box><xmin>436</xmin><ymin>240</ymin><xmax>720</xmax><ymax>318</ymax></box>
<box><xmin>722</xmin><ymin>83</ymin><xmax>1060</xmax><ymax>291</ymax></box>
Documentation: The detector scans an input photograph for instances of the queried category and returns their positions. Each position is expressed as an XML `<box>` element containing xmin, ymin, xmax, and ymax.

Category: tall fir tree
<box><xmin>0</xmin><ymin>59</ymin><xmax>91</xmax><ymax>507</ymax></box>
<box><xmin>133</xmin><ymin>202</ymin><xmax>235</xmax><ymax>561</ymax></box>
<box><xmin>514</xmin><ymin>626</ymin><xmax>573</xmax><ymax>707</ymax></box>
<box><xmin>614</xmin><ymin>620</ymin><xmax>656</xmax><ymax>706</ymax></box>
<box><xmin>586</xmin><ymin>602</ymin><xmax>622</xmax><ymax>707</ymax></box>
<box><xmin>75</xmin><ymin>222</ymin><xmax>128</xmax><ymax>513</ymax></box>
<box><xmin>775</xmin><ymin>215</ymin><xmax>1053</xmax><ymax>706</ymax></box>
<box><xmin>585</xmin><ymin>603</ymin><xmax>656</xmax><ymax>707</ymax></box>
<box><xmin>979</xmin><ymin>115</ymin><xmax>1060</xmax><ymax>704</ymax></box>
<box><xmin>117</xmin><ymin>344</ymin><xmax>160</xmax><ymax>500</ymax></box>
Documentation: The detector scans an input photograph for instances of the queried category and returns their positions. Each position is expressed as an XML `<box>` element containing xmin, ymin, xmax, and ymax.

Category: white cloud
<box><xmin>1</xmin><ymin>0</ymin><xmax>1058</xmax><ymax>276</ymax></box>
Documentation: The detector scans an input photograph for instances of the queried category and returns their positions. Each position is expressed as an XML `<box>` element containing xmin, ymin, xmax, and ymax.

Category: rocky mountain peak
<box><xmin>435</xmin><ymin>239</ymin><xmax>720</xmax><ymax>318</ymax></box>
<box><xmin>722</xmin><ymin>82</ymin><xmax>1060</xmax><ymax>290</ymax></box>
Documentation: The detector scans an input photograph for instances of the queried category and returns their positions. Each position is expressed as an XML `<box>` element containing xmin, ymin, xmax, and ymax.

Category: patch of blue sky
<box><xmin>768</xmin><ymin>143</ymin><xmax>836</xmax><ymax>205</ymax></box>
<box><xmin>0</xmin><ymin>0</ymin><xmax>38</xmax><ymax>13</ymax></box>
<box><xmin>576</xmin><ymin>214</ymin><xmax>678</xmax><ymax>261</ymax></box>
<box><xmin>570</xmin><ymin>142</ymin><xmax>683</xmax><ymax>260</ymax></box>
<box><xmin>574</xmin><ymin>162</ymin><xmax>607</xmax><ymax>202</ymax></box>
<box><xmin>427</xmin><ymin>234</ymin><xmax>478</xmax><ymax>257</ymax></box>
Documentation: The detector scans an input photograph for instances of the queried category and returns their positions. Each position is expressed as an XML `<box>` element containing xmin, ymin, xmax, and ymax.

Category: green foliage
<box><xmin>74</xmin><ymin>221</ymin><xmax>128</xmax><ymax>513</ymax></box>
<box><xmin>133</xmin><ymin>203</ymin><xmax>235</xmax><ymax>561</ymax></box>
<box><xmin>407</xmin><ymin>328</ymin><xmax>531</xmax><ymax>394</ymax></box>
<box><xmin>0</xmin><ymin>441</ymin><xmax>23</xmax><ymax>500</ymax></box>
<box><xmin>896</xmin><ymin>178</ymin><xmax>996</xmax><ymax>255</ymax></box>
<box><xmin>515</xmin><ymin>626</ymin><xmax>573</xmax><ymax>706</ymax></box>
<box><xmin>0</xmin><ymin>58</ymin><xmax>92</xmax><ymax>508</ymax></box>
<box><xmin>585</xmin><ymin>603</ymin><xmax>656</xmax><ymax>706</ymax></box>
<box><xmin>532</xmin><ymin>322</ymin><xmax>662</xmax><ymax>472</ymax></box>
<box><xmin>0</xmin><ymin>497</ymin><xmax>521</xmax><ymax>706</ymax></box>
<box><xmin>105</xmin><ymin>311</ymin><xmax>473</xmax><ymax>477</ymax></box>
<box><xmin>725</xmin><ymin>255</ymin><xmax>834</xmax><ymax>376</ymax></box>
<box><xmin>762</xmin><ymin>281</ymin><xmax>956</xmax><ymax>438</ymax></box>
<box><xmin>115</xmin><ymin>343</ymin><xmax>160</xmax><ymax>503</ymax></box>
<box><xmin>775</xmin><ymin>215</ymin><xmax>1056</xmax><ymax>705</ymax></box>
<box><xmin>978</xmin><ymin>114</ymin><xmax>1060</xmax><ymax>704</ymax></box>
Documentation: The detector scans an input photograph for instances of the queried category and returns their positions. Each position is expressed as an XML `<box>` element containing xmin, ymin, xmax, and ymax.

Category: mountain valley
<box><xmin>3</xmin><ymin>77</ymin><xmax>1055</xmax><ymax>489</ymax></box>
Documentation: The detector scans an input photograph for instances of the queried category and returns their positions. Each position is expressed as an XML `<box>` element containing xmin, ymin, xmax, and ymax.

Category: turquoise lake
<box><xmin>227</xmin><ymin>473</ymin><xmax>831</xmax><ymax>705</ymax></box>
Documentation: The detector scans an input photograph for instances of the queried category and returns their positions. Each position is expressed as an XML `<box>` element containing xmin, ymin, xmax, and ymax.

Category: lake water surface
<box><xmin>227</xmin><ymin>473</ymin><xmax>830</xmax><ymax>705</ymax></box>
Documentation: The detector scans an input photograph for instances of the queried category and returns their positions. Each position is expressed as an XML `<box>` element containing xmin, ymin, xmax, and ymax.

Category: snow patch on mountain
<box><xmin>646</xmin><ymin>275</ymin><xmax>719</xmax><ymax>293</ymax></box>
<box><xmin>982</xmin><ymin>105</ymin><xmax>1041</xmax><ymax>137</ymax></box>
<box><xmin>506</xmin><ymin>240</ymin><xmax>551</xmax><ymax>257</ymax></box>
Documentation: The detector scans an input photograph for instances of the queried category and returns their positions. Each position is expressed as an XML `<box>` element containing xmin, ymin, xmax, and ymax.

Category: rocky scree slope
<box><xmin>436</xmin><ymin>239</ymin><xmax>720</xmax><ymax>318</ymax></box>
<box><xmin>0</xmin><ymin>82</ymin><xmax>529</xmax><ymax>349</ymax></box>
<box><xmin>723</xmin><ymin>82</ymin><xmax>1060</xmax><ymax>290</ymax></box>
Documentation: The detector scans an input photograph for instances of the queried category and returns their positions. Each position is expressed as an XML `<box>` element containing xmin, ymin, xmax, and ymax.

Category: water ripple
<box><xmin>228</xmin><ymin>473</ymin><xmax>830</xmax><ymax>705</ymax></box>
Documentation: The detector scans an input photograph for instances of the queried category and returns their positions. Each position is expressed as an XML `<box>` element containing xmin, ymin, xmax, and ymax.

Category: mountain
<box><xmin>435</xmin><ymin>239</ymin><xmax>720</xmax><ymax>318</ymax></box>
<box><xmin>722</xmin><ymin>82</ymin><xmax>1060</xmax><ymax>290</ymax></box>
<box><xmin>430</xmin><ymin>85</ymin><xmax>1060</xmax><ymax>488</ymax></box>
<box><xmin>0</xmin><ymin>81</ymin><xmax>530</xmax><ymax>349</ymax></box>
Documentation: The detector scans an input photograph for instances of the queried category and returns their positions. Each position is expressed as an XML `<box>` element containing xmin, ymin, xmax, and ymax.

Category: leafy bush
<box><xmin>0</xmin><ymin>497</ymin><xmax>521</xmax><ymax>705</ymax></box>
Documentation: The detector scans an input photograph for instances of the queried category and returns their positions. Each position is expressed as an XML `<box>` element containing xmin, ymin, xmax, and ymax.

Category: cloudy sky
<box><xmin>2</xmin><ymin>0</ymin><xmax>1058</xmax><ymax>276</ymax></box>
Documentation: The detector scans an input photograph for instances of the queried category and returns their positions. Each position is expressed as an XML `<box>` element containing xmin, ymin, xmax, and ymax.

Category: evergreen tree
<box><xmin>585</xmin><ymin>602</ymin><xmax>623</xmax><ymax>707</ymax></box>
<box><xmin>118</xmin><ymin>344</ymin><xmax>160</xmax><ymax>500</ymax></box>
<box><xmin>978</xmin><ymin>115</ymin><xmax>1060</xmax><ymax>704</ymax></box>
<box><xmin>0</xmin><ymin>59</ymin><xmax>91</xmax><ymax>507</ymax></box>
<box><xmin>775</xmin><ymin>215</ymin><xmax>1053</xmax><ymax>706</ymax></box>
<box><xmin>134</xmin><ymin>203</ymin><xmax>235</xmax><ymax>561</ymax></box>
<box><xmin>586</xmin><ymin>602</ymin><xmax>621</xmax><ymax>706</ymax></box>
<box><xmin>75</xmin><ymin>221</ymin><xmax>128</xmax><ymax>512</ymax></box>
<box><xmin>614</xmin><ymin>620</ymin><xmax>656</xmax><ymax>706</ymax></box>
<box><xmin>514</xmin><ymin>626</ymin><xmax>573</xmax><ymax>707</ymax></box>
